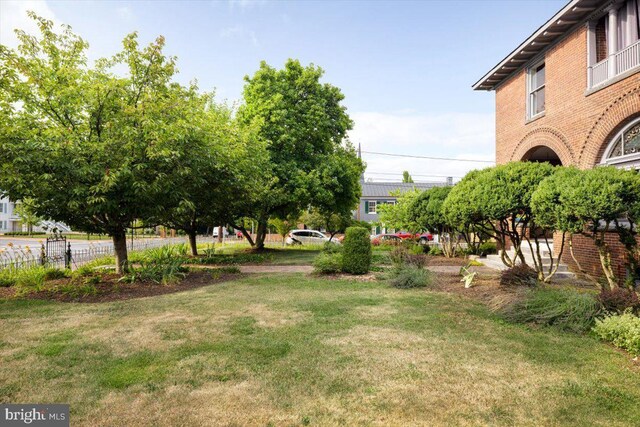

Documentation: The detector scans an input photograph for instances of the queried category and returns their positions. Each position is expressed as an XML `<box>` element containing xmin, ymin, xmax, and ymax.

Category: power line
<box><xmin>361</xmin><ymin>150</ymin><xmax>495</xmax><ymax>164</ymax></box>
<box><xmin>367</xmin><ymin>172</ymin><xmax>463</xmax><ymax>178</ymax></box>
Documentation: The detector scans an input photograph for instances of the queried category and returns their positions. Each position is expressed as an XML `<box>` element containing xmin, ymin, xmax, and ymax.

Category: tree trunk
<box><xmin>112</xmin><ymin>230</ymin><xmax>129</xmax><ymax>274</ymax></box>
<box><xmin>188</xmin><ymin>231</ymin><xmax>198</xmax><ymax>256</ymax></box>
<box><xmin>255</xmin><ymin>219</ymin><xmax>267</xmax><ymax>250</ymax></box>
<box><xmin>217</xmin><ymin>226</ymin><xmax>223</xmax><ymax>244</ymax></box>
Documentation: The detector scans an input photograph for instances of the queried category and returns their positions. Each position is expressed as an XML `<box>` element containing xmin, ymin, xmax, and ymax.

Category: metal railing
<box><xmin>0</xmin><ymin>237</ymin><xmax>186</xmax><ymax>271</ymax></box>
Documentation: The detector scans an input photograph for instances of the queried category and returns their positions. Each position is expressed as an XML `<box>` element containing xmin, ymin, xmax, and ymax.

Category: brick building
<box><xmin>474</xmin><ymin>0</ymin><xmax>640</xmax><ymax>280</ymax></box>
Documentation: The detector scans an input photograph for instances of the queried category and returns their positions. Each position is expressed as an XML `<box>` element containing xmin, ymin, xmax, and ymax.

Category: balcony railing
<box><xmin>616</xmin><ymin>39</ymin><xmax>640</xmax><ymax>74</ymax></box>
<box><xmin>591</xmin><ymin>58</ymin><xmax>609</xmax><ymax>87</ymax></box>
<box><xmin>589</xmin><ymin>39</ymin><xmax>640</xmax><ymax>89</ymax></box>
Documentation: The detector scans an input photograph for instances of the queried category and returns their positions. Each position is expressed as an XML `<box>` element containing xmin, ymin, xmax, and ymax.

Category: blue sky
<box><xmin>1</xmin><ymin>0</ymin><xmax>566</xmax><ymax>182</ymax></box>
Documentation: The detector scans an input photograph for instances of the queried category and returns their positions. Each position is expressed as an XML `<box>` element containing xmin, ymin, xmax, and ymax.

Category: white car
<box><xmin>285</xmin><ymin>229</ymin><xmax>336</xmax><ymax>245</ymax></box>
<box><xmin>212</xmin><ymin>227</ymin><xmax>229</xmax><ymax>238</ymax></box>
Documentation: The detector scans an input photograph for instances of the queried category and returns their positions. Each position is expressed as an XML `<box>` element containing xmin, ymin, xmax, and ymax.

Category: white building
<box><xmin>0</xmin><ymin>196</ymin><xmax>20</xmax><ymax>233</ymax></box>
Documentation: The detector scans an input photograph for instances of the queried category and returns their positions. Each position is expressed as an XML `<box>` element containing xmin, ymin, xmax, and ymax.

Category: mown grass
<box><xmin>1</xmin><ymin>274</ymin><xmax>639</xmax><ymax>426</ymax></box>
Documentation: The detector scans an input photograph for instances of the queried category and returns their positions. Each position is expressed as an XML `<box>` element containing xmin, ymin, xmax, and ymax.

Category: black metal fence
<box><xmin>0</xmin><ymin>237</ymin><xmax>186</xmax><ymax>271</ymax></box>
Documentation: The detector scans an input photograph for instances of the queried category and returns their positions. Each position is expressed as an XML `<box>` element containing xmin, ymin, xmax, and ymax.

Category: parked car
<box><xmin>371</xmin><ymin>234</ymin><xmax>402</xmax><ymax>246</ymax></box>
<box><xmin>394</xmin><ymin>231</ymin><xmax>415</xmax><ymax>239</ymax></box>
<box><xmin>212</xmin><ymin>227</ymin><xmax>229</xmax><ymax>238</ymax></box>
<box><xmin>286</xmin><ymin>230</ymin><xmax>336</xmax><ymax>245</ymax></box>
<box><xmin>415</xmin><ymin>232</ymin><xmax>434</xmax><ymax>244</ymax></box>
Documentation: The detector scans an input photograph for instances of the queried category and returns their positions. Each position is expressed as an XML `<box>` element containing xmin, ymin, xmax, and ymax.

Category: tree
<box><xmin>0</xmin><ymin>15</ymin><xmax>201</xmax><ymax>273</ymax></box>
<box><xmin>402</xmin><ymin>171</ymin><xmax>414</xmax><ymax>183</ymax></box>
<box><xmin>301</xmin><ymin>209</ymin><xmax>353</xmax><ymax>241</ymax></box>
<box><xmin>532</xmin><ymin>166</ymin><xmax>640</xmax><ymax>289</ymax></box>
<box><xmin>13</xmin><ymin>198</ymin><xmax>42</xmax><ymax>236</ymax></box>
<box><xmin>442</xmin><ymin>162</ymin><xmax>555</xmax><ymax>269</ymax></box>
<box><xmin>268</xmin><ymin>214</ymin><xmax>299</xmax><ymax>246</ymax></box>
<box><xmin>151</xmin><ymin>96</ymin><xmax>267</xmax><ymax>256</ymax></box>
<box><xmin>408</xmin><ymin>187</ymin><xmax>458</xmax><ymax>257</ymax></box>
<box><xmin>236</xmin><ymin>59</ymin><xmax>358</xmax><ymax>250</ymax></box>
<box><xmin>377</xmin><ymin>189</ymin><xmax>423</xmax><ymax>232</ymax></box>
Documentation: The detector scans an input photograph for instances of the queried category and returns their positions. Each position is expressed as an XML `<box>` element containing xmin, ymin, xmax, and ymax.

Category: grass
<box><xmin>1</xmin><ymin>274</ymin><xmax>639</xmax><ymax>426</ymax></box>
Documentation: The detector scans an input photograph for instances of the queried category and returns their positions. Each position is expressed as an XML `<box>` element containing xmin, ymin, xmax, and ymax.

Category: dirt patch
<box><xmin>425</xmin><ymin>255</ymin><xmax>470</xmax><ymax>267</ymax></box>
<box><xmin>3</xmin><ymin>271</ymin><xmax>240</xmax><ymax>303</ymax></box>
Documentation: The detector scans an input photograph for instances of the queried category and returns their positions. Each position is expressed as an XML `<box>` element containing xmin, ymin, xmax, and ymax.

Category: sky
<box><xmin>1</xmin><ymin>0</ymin><xmax>566</xmax><ymax>183</ymax></box>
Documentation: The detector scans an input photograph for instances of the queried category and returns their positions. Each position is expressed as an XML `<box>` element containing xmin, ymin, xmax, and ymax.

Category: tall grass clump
<box><xmin>500</xmin><ymin>287</ymin><xmax>601</xmax><ymax>333</ymax></box>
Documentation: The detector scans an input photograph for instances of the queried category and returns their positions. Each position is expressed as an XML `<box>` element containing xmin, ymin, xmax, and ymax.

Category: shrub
<box><xmin>500</xmin><ymin>287</ymin><xmax>601</xmax><ymax>333</ymax></box>
<box><xmin>120</xmin><ymin>257</ymin><xmax>187</xmax><ymax>285</ymax></box>
<box><xmin>389</xmin><ymin>246</ymin><xmax>408</xmax><ymax>266</ymax></box>
<box><xmin>389</xmin><ymin>265</ymin><xmax>432</xmax><ymax>289</ymax></box>
<box><xmin>597</xmin><ymin>288</ymin><xmax>640</xmax><ymax>314</ymax></box>
<box><xmin>323</xmin><ymin>241</ymin><xmax>342</xmax><ymax>254</ymax></box>
<box><xmin>313</xmin><ymin>252</ymin><xmax>343</xmax><ymax>274</ymax></box>
<box><xmin>478</xmin><ymin>241</ymin><xmax>497</xmax><ymax>255</ymax></box>
<box><xmin>341</xmin><ymin>227</ymin><xmax>371</xmax><ymax>275</ymax></box>
<box><xmin>408</xmin><ymin>244</ymin><xmax>426</xmax><ymax>255</ymax></box>
<box><xmin>405</xmin><ymin>254</ymin><xmax>427</xmax><ymax>269</ymax></box>
<box><xmin>593</xmin><ymin>312</ymin><xmax>640</xmax><ymax>356</ymax></box>
<box><xmin>428</xmin><ymin>245</ymin><xmax>443</xmax><ymax>256</ymax></box>
<box><xmin>44</xmin><ymin>268</ymin><xmax>70</xmax><ymax>281</ymax></box>
<box><xmin>500</xmin><ymin>264</ymin><xmax>538</xmax><ymax>287</ymax></box>
<box><xmin>2</xmin><ymin>231</ymin><xmax>46</xmax><ymax>236</ymax></box>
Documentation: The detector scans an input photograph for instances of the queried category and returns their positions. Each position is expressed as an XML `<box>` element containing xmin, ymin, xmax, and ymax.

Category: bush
<box><xmin>408</xmin><ymin>244</ymin><xmax>426</xmax><ymax>255</ymax></box>
<box><xmin>597</xmin><ymin>288</ymin><xmax>640</xmax><ymax>314</ymax></box>
<box><xmin>341</xmin><ymin>227</ymin><xmax>371</xmax><ymax>275</ymax></box>
<box><xmin>44</xmin><ymin>268</ymin><xmax>70</xmax><ymax>281</ymax></box>
<box><xmin>428</xmin><ymin>245</ymin><xmax>443</xmax><ymax>256</ymax></box>
<box><xmin>389</xmin><ymin>265</ymin><xmax>432</xmax><ymax>289</ymax></box>
<box><xmin>323</xmin><ymin>241</ymin><xmax>342</xmax><ymax>254</ymax></box>
<box><xmin>500</xmin><ymin>287</ymin><xmax>601</xmax><ymax>333</ymax></box>
<box><xmin>500</xmin><ymin>264</ymin><xmax>538</xmax><ymax>287</ymax></box>
<box><xmin>389</xmin><ymin>246</ymin><xmax>408</xmax><ymax>266</ymax></box>
<box><xmin>2</xmin><ymin>231</ymin><xmax>46</xmax><ymax>236</ymax></box>
<box><xmin>478</xmin><ymin>241</ymin><xmax>497</xmax><ymax>255</ymax></box>
<box><xmin>593</xmin><ymin>312</ymin><xmax>640</xmax><ymax>356</ymax></box>
<box><xmin>313</xmin><ymin>252</ymin><xmax>343</xmax><ymax>274</ymax></box>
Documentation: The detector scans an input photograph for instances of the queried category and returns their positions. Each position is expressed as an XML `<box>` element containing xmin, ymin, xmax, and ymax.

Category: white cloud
<box><xmin>116</xmin><ymin>6</ymin><xmax>134</xmax><ymax>22</ymax></box>
<box><xmin>348</xmin><ymin>111</ymin><xmax>496</xmax><ymax>183</ymax></box>
<box><xmin>228</xmin><ymin>0</ymin><xmax>267</xmax><ymax>10</ymax></box>
<box><xmin>219</xmin><ymin>25</ymin><xmax>259</xmax><ymax>46</ymax></box>
<box><xmin>0</xmin><ymin>0</ymin><xmax>57</xmax><ymax>48</ymax></box>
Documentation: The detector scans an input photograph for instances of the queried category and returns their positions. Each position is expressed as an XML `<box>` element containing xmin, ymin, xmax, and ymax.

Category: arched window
<box><xmin>601</xmin><ymin>117</ymin><xmax>640</xmax><ymax>169</ymax></box>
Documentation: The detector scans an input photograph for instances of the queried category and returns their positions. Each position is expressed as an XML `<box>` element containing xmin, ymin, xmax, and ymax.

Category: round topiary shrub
<box><xmin>341</xmin><ymin>227</ymin><xmax>372</xmax><ymax>274</ymax></box>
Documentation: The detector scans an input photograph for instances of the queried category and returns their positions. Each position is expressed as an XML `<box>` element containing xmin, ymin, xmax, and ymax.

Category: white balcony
<box><xmin>589</xmin><ymin>39</ymin><xmax>640</xmax><ymax>89</ymax></box>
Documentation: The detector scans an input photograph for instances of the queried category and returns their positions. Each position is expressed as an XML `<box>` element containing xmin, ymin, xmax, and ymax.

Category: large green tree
<box><xmin>236</xmin><ymin>59</ymin><xmax>359</xmax><ymax>249</ymax></box>
<box><xmin>408</xmin><ymin>186</ymin><xmax>458</xmax><ymax>257</ymax></box>
<box><xmin>0</xmin><ymin>14</ymin><xmax>202</xmax><ymax>272</ymax></box>
<box><xmin>532</xmin><ymin>166</ymin><xmax>640</xmax><ymax>289</ymax></box>
<box><xmin>442</xmin><ymin>162</ymin><xmax>555</xmax><ymax>269</ymax></box>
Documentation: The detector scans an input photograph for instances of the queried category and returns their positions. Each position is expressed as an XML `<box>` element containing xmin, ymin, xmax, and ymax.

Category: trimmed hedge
<box><xmin>341</xmin><ymin>227</ymin><xmax>371</xmax><ymax>275</ymax></box>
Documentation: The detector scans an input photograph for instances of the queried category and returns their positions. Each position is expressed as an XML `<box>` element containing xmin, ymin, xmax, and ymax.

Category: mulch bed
<box><xmin>0</xmin><ymin>271</ymin><xmax>242</xmax><ymax>303</ymax></box>
<box><xmin>425</xmin><ymin>255</ymin><xmax>470</xmax><ymax>267</ymax></box>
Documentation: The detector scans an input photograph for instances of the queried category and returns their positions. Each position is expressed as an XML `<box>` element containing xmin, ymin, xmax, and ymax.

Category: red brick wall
<box><xmin>553</xmin><ymin>232</ymin><xmax>640</xmax><ymax>282</ymax></box>
<box><xmin>495</xmin><ymin>24</ymin><xmax>640</xmax><ymax>281</ymax></box>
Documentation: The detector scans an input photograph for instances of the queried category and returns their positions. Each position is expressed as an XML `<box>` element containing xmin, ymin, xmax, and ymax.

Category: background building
<box><xmin>0</xmin><ymin>196</ymin><xmax>20</xmax><ymax>233</ymax></box>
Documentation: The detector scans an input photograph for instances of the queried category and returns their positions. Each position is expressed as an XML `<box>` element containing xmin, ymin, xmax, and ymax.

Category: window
<box><xmin>366</xmin><ymin>201</ymin><xmax>377</xmax><ymax>214</ymax></box>
<box><xmin>0</xmin><ymin>203</ymin><xmax>4</xmax><ymax>213</ymax></box>
<box><xmin>601</xmin><ymin>116</ymin><xmax>640</xmax><ymax>168</ymax></box>
<box><xmin>527</xmin><ymin>61</ymin><xmax>545</xmax><ymax>118</ymax></box>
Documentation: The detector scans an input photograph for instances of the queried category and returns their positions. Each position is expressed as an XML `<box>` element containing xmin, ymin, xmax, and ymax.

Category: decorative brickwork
<box><xmin>495</xmin><ymin>24</ymin><xmax>640</xmax><ymax>281</ymax></box>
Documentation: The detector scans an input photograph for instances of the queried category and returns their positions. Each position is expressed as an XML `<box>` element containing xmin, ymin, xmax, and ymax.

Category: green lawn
<box><xmin>1</xmin><ymin>274</ymin><xmax>639</xmax><ymax>426</ymax></box>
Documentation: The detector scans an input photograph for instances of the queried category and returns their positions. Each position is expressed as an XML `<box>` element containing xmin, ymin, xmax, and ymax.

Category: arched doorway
<box><xmin>521</xmin><ymin>145</ymin><xmax>563</xmax><ymax>166</ymax></box>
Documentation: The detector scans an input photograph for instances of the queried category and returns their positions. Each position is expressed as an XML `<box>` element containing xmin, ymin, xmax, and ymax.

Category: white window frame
<box><xmin>600</xmin><ymin>116</ymin><xmax>640</xmax><ymax>168</ymax></box>
<box><xmin>526</xmin><ymin>59</ymin><xmax>546</xmax><ymax>120</ymax></box>
<box><xmin>366</xmin><ymin>201</ymin><xmax>377</xmax><ymax>214</ymax></box>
